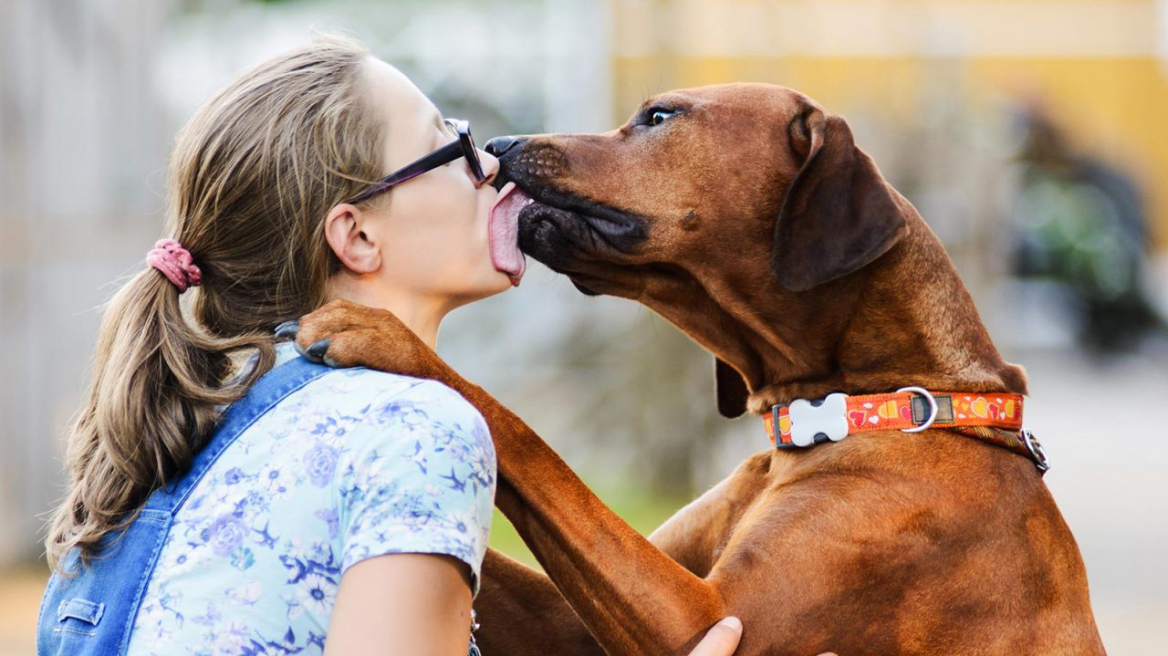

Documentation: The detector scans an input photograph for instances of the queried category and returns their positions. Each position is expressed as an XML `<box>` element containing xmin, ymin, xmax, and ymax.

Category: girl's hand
<box><xmin>687</xmin><ymin>617</ymin><xmax>743</xmax><ymax>656</ymax></box>
<box><xmin>687</xmin><ymin>616</ymin><xmax>839</xmax><ymax>656</ymax></box>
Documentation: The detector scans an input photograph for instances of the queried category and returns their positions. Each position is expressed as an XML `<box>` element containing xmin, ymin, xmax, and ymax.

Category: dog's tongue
<box><xmin>489</xmin><ymin>182</ymin><xmax>529</xmax><ymax>286</ymax></box>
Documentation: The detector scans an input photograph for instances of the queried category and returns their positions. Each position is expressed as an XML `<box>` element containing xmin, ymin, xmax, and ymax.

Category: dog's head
<box><xmin>488</xmin><ymin>84</ymin><xmax>909</xmax><ymax>416</ymax></box>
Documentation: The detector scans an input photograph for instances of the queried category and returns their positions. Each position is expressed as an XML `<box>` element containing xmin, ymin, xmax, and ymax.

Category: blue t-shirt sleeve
<box><xmin>335</xmin><ymin>378</ymin><xmax>496</xmax><ymax>595</ymax></box>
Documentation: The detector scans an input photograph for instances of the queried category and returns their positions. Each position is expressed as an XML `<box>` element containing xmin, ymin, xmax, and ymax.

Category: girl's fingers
<box><xmin>687</xmin><ymin>616</ymin><xmax>743</xmax><ymax>656</ymax></box>
<box><xmin>684</xmin><ymin>617</ymin><xmax>840</xmax><ymax>656</ymax></box>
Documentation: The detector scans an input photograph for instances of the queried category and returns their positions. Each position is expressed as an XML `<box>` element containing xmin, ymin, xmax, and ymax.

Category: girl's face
<box><xmin>325</xmin><ymin>57</ymin><xmax>524</xmax><ymax>314</ymax></box>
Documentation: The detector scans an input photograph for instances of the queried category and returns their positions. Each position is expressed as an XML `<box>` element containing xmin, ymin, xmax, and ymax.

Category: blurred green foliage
<box><xmin>487</xmin><ymin>483</ymin><xmax>689</xmax><ymax>569</ymax></box>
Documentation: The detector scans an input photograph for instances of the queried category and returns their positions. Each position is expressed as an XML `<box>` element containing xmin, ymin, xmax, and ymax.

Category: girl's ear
<box><xmin>325</xmin><ymin>203</ymin><xmax>382</xmax><ymax>275</ymax></box>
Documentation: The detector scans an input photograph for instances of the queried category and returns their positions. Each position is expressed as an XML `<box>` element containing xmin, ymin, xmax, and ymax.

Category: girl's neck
<box><xmin>325</xmin><ymin>276</ymin><xmax>445</xmax><ymax>349</ymax></box>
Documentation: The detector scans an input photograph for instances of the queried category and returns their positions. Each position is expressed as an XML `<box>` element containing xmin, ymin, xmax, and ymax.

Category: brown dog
<box><xmin>291</xmin><ymin>84</ymin><xmax>1105</xmax><ymax>655</ymax></box>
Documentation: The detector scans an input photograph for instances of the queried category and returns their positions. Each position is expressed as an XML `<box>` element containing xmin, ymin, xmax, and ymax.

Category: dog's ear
<box><xmin>715</xmin><ymin>358</ymin><xmax>749</xmax><ymax>418</ymax></box>
<box><xmin>772</xmin><ymin>109</ymin><xmax>908</xmax><ymax>291</ymax></box>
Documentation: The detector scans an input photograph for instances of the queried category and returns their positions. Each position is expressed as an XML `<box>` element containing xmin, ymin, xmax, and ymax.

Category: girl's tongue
<box><xmin>488</xmin><ymin>182</ymin><xmax>530</xmax><ymax>286</ymax></box>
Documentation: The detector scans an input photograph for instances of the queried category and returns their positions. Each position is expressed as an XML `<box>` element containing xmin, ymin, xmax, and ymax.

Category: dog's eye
<box><xmin>646</xmin><ymin>108</ymin><xmax>676</xmax><ymax>126</ymax></box>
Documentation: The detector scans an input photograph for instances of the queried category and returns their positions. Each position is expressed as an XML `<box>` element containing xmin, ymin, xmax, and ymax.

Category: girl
<box><xmin>37</xmin><ymin>34</ymin><xmax>747</xmax><ymax>656</ymax></box>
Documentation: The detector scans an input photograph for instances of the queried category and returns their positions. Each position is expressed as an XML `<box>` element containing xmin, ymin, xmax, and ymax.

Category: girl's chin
<box><xmin>487</xmin><ymin>269</ymin><xmax>517</xmax><ymax>294</ymax></box>
<box><xmin>482</xmin><ymin>255</ymin><xmax>521</xmax><ymax>292</ymax></box>
<box><xmin>450</xmin><ymin>270</ymin><xmax>514</xmax><ymax>305</ymax></box>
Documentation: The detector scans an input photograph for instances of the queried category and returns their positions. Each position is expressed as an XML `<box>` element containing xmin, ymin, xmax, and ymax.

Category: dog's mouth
<box><xmin>490</xmin><ymin>176</ymin><xmax>648</xmax><ymax>280</ymax></box>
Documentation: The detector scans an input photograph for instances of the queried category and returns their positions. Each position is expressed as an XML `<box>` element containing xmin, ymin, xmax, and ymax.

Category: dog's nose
<box><xmin>485</xmin><ymin>136</ymin><xmax>526</xmax><ymax>157</ymax></box>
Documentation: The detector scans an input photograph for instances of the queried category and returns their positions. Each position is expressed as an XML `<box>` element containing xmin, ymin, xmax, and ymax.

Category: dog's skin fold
<box><xmin>293</xmin><ymin>84</ymin><xmax>1105</xmax><ymax>655</ymax></box>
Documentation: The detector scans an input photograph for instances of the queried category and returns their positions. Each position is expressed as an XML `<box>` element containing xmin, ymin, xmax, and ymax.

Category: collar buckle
<box><xmin>775</xmin><ymin>392</ymin><xmax>850</xmax><ymax>448</ymax></box>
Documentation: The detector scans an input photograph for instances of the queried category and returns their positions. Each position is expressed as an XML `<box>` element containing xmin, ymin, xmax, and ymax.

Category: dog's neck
<box><xmin>743</xmin><ymin>211</ymin><xmax>1026</xmax><ymax>412</ymax></box>
<box><xmin>637</xmin><ymin>205</ymin><xmax>1027</xmax><ymax>415</ymax></box>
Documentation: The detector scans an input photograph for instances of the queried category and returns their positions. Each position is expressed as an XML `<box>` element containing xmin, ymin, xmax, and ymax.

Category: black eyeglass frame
<box><xmin>347</xmin><ymin>118</ymin><xmax>485</xmax><ymax>204</ymax></box>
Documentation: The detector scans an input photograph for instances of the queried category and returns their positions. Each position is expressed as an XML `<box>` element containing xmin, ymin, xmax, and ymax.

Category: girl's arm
<box><xmin>324</xmin><ymin>552</ymin><xmax>474</xmax><ymax>656</ymax></box>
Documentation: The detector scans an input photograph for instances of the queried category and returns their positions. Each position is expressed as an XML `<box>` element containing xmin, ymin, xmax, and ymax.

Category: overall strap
<box><xmin>143</xmin><ymin>354</ymin><xmax>333</xmax><ymax>513</ymax></box>
<box><xmin>37</xmin><ymin>353</ymin><xmax>335</xmax><ymax>656</ymax></box>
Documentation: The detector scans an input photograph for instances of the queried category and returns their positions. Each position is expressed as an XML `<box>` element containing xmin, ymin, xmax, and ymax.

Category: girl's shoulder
<box><xmin>323</xmin><ymin>366</ymin><xmax>484</xmax><ymax>428</ymax></box>
<box><xmin>230</xmin><ymin>343</ymin><xmax>491</xmax><ymax>463</ymax></box>
<box><xmin>269</xmin><ymin>342</ymin><xmax>485</xmax><ymax>428</ymax></box>
<box><xmin>286</xmin><ymin>358</ymin><xmax>490</xmax><ymax>455</ymax></box>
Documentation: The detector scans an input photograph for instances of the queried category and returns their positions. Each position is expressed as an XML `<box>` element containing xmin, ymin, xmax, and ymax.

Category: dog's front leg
<box><xmin>485</xmin><ymin>421</ymin><xmax>727</xmax><ymax>656</ymax></box>
<box><xmin>292</xmin><ymin>300</ymin><xmax>727</xmax><ymax>656</ymax></box>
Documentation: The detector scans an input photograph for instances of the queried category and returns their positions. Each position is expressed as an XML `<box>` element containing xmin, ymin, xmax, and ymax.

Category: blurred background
<box><xmin>2</xmin><ymin>0</ymin><xmax>1167</xmax><ymax>652</ymax></box>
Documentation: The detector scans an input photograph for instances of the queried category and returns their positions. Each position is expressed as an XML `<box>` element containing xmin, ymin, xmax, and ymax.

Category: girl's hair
<box><xmin>45</xmin><ymin>34</ymin><xmax>389</xmax><ymax>569</ymax></box>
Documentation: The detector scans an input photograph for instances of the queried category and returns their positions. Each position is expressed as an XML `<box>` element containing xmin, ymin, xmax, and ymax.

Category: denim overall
<box><xmin>37</xmin><ymin>355</ymin><xmax>331</xmax><ymax>656</ymax></box>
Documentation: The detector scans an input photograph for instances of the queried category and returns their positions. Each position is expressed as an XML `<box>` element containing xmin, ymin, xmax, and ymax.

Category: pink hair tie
<box><xmin>147</xmin><ymin>238</ymin><xmax>202</xmax><ymax>293</ymax></box>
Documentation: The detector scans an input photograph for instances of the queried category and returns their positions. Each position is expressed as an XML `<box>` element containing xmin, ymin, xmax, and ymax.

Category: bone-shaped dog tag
<box><xmin>788</xmin><ymin>393</ymin><xmax>849</xmax><ymax>447</ymax></box>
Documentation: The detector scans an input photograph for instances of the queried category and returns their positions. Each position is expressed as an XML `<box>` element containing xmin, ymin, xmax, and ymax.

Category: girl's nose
<box><xmin>476</xmin><ymin>148</ymin><xmax>500</xmax><ymax>188</ymax></box>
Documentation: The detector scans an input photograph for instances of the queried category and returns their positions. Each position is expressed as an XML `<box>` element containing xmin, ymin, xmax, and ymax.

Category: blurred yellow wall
<box><xmin>610</xmin><ymin>0</ymin><xmax>1168</xmax><ymax>251</ymax></box>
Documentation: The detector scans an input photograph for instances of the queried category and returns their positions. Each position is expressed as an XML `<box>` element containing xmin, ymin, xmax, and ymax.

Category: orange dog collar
<box><xmin>762</xmin><ymin>388</ymin><xmax>1047</xmax><ymax>472</ymax></box>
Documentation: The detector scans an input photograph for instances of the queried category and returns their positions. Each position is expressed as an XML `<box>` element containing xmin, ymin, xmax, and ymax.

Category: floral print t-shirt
<box><xmin>125</xmin><ymin>342</ymin><xmax>496</xmax><ymax>656</ymax></box>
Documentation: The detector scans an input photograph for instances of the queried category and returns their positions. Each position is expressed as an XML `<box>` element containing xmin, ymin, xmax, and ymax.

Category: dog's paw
<box><xmin>274</xmin><ymin>319</ymin><xmax>338</xmax><ymax>366</ymax></box>
<box><xmin>276</xmin><ymin>299</ymin><xmax>441</xmax><ymax>379</ymax></box>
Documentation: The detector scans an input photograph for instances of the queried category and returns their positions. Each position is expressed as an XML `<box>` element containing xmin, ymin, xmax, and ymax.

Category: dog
<box><xmin>290</xmin><ymin>84</ymin><xmax>1106</xmax><ymax>655</ymax></box>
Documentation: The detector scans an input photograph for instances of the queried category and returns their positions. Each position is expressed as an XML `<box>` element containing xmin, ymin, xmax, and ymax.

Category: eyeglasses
<box><xmin>348</xmin><ymin>118</ymin><xmax>486</xmax><ymax>204</ymax></box>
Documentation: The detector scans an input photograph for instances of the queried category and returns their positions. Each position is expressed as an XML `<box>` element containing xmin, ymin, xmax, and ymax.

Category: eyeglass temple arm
<box><xmin>349</xmin><ymin>140</ymin><xmax>464</xmax><ymax>203</ymax></box>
